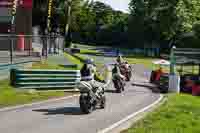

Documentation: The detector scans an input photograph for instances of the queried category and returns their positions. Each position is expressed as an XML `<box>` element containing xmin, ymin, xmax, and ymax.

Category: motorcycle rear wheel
<box><xmin>116</xmin><ymin>82</ymin><xmax>122</xmax><ymax>93</ymax></box>
<box><xmin>79</xmin><ymin>95</ymin><xmax>94</xmax><ymax>114</ymax></box>
<box><xmin>113</xmin><ymin>78</ymin><xmax>122</xmax><ymax>93</ymax></box>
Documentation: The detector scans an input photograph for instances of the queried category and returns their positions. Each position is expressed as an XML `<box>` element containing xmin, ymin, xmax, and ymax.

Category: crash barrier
<box><xmin>71</xmin><ymin>48</ymin><xmax>80</xmax><ymax>53</ymax></box>
<box><xmin>180</xmin><ymin>75</ymin><xmax>200</xmax><ymax>93</ymax></box>
<box><xmin>0</xmin><ymin>34</ymin><xmax>65</xmax><ymax>65</ymax></box>
<box><xmin>150</xmin><ymin>71</ymin><xmax>169</xmax><ymax>93</ymax></box>
<box><xmin>59</xmin><ymin>64</ymin><xmax>78</xmax><ymax>69</ymax></box>
<box><xmin>10</xmin><ymin>68</ymin><xmax>81</xmax><ymax>90</ymax></box>
<box><xmin>159</xmin><ymin>74</ymin><xmax>169</xmax><ymax>93</ymax></box>
<box><xmin>64</xmin><ymin>48</ymin><xmax>80</xmax><ymax>54</ymax></box>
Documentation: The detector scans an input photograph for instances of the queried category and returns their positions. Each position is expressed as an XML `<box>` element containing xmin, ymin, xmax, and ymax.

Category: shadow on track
<box><xmin>132</xmin><ymin>83</ymin><xmax>160</xmax><ymax>93</ymax></box>
<box><xmin>33</xmin><ymin>107</ymin><xmax>85</xmax><ymax>115</ymax></box>
<box><xmin>105</xmin><ymin>89</ymin><xmax>117</xmax><ymax>93</ymax></box>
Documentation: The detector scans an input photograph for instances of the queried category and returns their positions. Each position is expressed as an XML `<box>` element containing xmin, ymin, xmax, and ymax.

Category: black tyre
<box><xmin>113</xmin><ymin>78</ymin><xmax>122</xmax><ymax>93</ymax></box>
<box><xmin>100</xmin><ymin>95</ymin><xmax>106</xmax><ymax>109</ymax></box>
<box><xmin>116</xmin><ymin>82</ymin><xmax>122</xmax><ymax>93</ymax></box>
<box><xmin>126</xmin><ymin>75</ymin><xmax>131</xmax><ymax>81</ymax></box>
<box><xmin>79</xmin><ymin>95</ymin><xmax>94</xmax><ymax>114</ymax></box>
<box><xmin>122</xmin><ymin>85</ymin><xmax>125</xmax><ymax>91</ymax></box>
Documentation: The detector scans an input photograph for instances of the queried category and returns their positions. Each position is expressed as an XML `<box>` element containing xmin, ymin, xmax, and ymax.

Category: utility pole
<box><xmin>64</xmin><ymin>0</ymin><xmax>72</xmax><ymax>49</ymax></box>
<box><xmin>10</xmin><ymin>0</ymin><xmax>19</xmax><ymax>64</ymax></box>
<box><xmin>47</xmin><ymin>0</ymin><xmax>53</xmax><ymax>33</ymax></box>
<box><xmin>47</xmin><ymin>0</ymin><xmax>53</xmax><ymax>55</ymax></box>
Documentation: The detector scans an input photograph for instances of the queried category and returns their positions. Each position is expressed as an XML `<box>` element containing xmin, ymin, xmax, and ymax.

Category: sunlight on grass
<box><xmin>0</xmin><ymin>55</ymin><xmax>79</xmax><ymax>108</ymax></box>
<box><xmin>125</xmin><ymin>57</ymin><xmax>199</xmax><ymax>75</ymax></box>
<box><xmin>122</xmin><ymin>94</ymin><xmax>200</xmax><ymax>133</ymax></box>
<box><xmin>125</xmin><ymin>57</ymin><xmax>156</xmax><ymax>69</ymax></box>
<box><xmin>31</xmin><ymin>61</ymin><xmax>64</xmax><ymax>69</ymax></box>
<box><xmin>80</xmin><ymin>49</ymin><xmax>99</xmax><ymax>54</ymax></box>
<box><xmin>64</xmin><ymin>53</ymin><xmax>83</xmax><ymax>69</ymax></box>
<box><xmin>0</xmin><ymin>80</ymin><xmax>68</xmax><ymax>108</ymax></box>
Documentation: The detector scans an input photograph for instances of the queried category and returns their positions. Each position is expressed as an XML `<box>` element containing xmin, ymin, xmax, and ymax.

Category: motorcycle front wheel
<box><xmin>100</xmin><ymin>95</ymin><xmax>106</xmax><ymax>109</ymax></box>
<box><xmin>79</xmin><ymin>95</ymin><xmax>94</xmax><ymax>114</ymax></box>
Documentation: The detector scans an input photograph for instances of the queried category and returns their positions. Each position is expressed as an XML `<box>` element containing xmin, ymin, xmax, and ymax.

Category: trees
<box><xmin>128</xmin><ymin>0</ymin><xmax>200</xmax><ymax>48</ymax></box>
<box><xmin>71</xmin><ymin>1</ymin><xmax>128</xmax><ymax>46</ymax></box>
<box><xmin>193</xmin><ymin>22</ymin><xmax>200</xmax><ymax>39</ymax></box>
<box><xmin>33</xmin><ymin>0</ymin><xmax>128</xmax><ymax>46</ymax></box>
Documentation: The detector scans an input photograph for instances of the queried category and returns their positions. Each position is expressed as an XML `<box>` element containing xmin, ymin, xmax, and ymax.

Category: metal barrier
<box><xmin>10</xmin><ymin>68</ymin><xmax>81</xmax><ymax>90</ymax></box>
<box><xmin>0</xmin><ymin>34</ymin><xmax>65</xmax><ymax>65</ymax></box>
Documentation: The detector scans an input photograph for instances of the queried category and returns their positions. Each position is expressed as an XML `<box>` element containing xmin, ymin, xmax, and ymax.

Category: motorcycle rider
<box><xmin>80</xmin><ymin>58</ymin><xmax>104</xmax><ymax>98</ymax></box>
<box><xmin>116</xmin><ymin>55</ymin><xmax>124</xmax><ymax>65</ymax></box>
<box><xmin>116</xmin><ymin>55</ymin><xmax>131</xmax><ymax>75</ymax></box>
<box><xmin>112</xmin><ymin>63</ymin><xmax>126</xmax><ymax>90</ymax></box>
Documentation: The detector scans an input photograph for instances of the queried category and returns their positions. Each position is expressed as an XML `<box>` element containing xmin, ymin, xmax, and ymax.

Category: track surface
<box><xmin>0</xmin><ymin>55</ymin><xmax>160</xmax><ymax>133</ymax></box>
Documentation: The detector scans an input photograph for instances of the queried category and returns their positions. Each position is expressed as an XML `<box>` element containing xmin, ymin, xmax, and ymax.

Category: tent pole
<box><xmin>199</xmin><ymin>64</ymin><xmax>200</xmax><ymax>76</ymax></box>
<box><xmin>192</xmin><ymin>64</ymin><xmax>194</xmax><ymax>74</ymax></box>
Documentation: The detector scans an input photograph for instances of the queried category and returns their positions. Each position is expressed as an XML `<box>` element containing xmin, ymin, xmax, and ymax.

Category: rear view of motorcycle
<box><xmin>112</xmin><ymin>75</ymin><xmax>125</xmax><ymax>93</ymax></box>
<box><xmin>78</xmin><ymin>81</ymin><xmax>106</xmax><ymax>114</ymax></box>
<box><xmin>120</xmin><ymin>63</ymin><xmax>132</xmax><ymax>81</ymax></box>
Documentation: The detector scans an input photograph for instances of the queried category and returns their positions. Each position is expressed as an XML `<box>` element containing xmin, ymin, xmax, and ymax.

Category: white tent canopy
<box><xmin>152</xmin><ymin>59</ymin><xmax>170</xmax><ymax>65</ymax></box>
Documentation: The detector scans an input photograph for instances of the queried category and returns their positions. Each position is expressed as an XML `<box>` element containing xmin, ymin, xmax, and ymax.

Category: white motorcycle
<box><xmin>78</xmin><ymin>81</ymin><xmax>106</xmax><ymax>114</ymax></box>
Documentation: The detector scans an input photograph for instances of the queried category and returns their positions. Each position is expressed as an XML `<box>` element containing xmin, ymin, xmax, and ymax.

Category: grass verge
<box><xmin>64</xmin><ymin>53</ymin><xmax>83</xmax><ymax>69</ymax></box>
<box><xmin>125</xmin><ymin>57</ymin><xmax>156</xmax><ymax>69</ymax></box>
<box><xmin>125</xmin><ymin>57</ymin><xmax>199</xmax><ymax>74</ymax></box>
<box><xmin>31</xmin><ymin>60</ymin><xmax>65</xmax><ymax>69</ymax></box>
<box><xmin>122</xmin><ymin>94</ymin><xmax>200</xmax><ymax>133</ymax></box>
<box><xmin>80</xmin><ymin>49</ymin><xmax>100</xmax><ymax>55</ymax></box>
<box><xmin>0</xmin><ymin>80</ymin><xmax>69</xmax><ymax>108</ymax></box>
<box><xmin>0</xmin><ymin>56</ymin><xmax>79</xmax><ymax>109</ymax></box>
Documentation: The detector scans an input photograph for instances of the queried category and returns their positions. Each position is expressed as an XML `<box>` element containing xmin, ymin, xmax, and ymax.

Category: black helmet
<box><xmin>85</xmin><ymin>58</ymin><xmax>94</xmax><ymax>64</ymax></box>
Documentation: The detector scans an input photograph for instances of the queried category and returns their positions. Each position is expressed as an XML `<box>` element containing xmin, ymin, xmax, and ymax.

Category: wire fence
<box><xmin>0</xmin><ymin>34</ymin><xmax>65</xmax><ymax>65</ymax></box>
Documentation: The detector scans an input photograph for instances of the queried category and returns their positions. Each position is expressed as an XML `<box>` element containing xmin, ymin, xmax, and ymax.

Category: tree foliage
<box><xmin>128</xmin><ymin>0</ymin><xmax>200</xmax><ymax>48</ymax></box>
<box><xmin>32</xmin><ymin>0</ymin><xmax>200</xmax><ymax>48</ymax></box>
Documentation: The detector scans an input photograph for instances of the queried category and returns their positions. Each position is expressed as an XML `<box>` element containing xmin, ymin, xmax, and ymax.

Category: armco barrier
<box><xmin>10</xmin><ymin>68</ymin><xmax>81</xmax><ymax>90</ymax></box>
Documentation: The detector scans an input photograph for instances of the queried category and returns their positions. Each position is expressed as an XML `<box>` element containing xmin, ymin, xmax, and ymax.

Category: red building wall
<box><xmin>0</xmin><ymin>0</ymin><xmax>32</xmax><ymax>50</ymax></box>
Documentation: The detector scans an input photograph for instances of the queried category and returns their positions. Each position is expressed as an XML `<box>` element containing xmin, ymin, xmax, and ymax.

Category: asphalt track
<box><xmin>0</xmin><ymin>55</ymin><xmax>160</xmax><ymax>133</ymax></box>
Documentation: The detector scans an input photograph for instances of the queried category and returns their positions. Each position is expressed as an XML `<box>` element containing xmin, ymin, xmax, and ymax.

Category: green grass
<box><xmin>125</xmin><ymin>57</ymin><xmax>156</xmax><ymax>69</ymax></box>
<box><xmin>80</xmin><ymin>49</ymin><xmax>100</xmax><ymax>55</ymax></box>
<box><xmin>64</xmin><ymin>53</ymin><xmax>83</xmax><ymax>69</ymax></box>
<box><xmin>0</xmin><ymin>80</ymin><xmax>76</xmax><ymax>108</ymax></box>
<box><xmin>122</xmin><ymin>94</ymin><xmax>200</xmax><ymax>133</ymax></box>
<box><xmin>0</xmin><ymin>55</ymin><xmax>80</xmax><ymax>108</ymax></box>
<box><xmin>31</xmin><ymin>61</ymin><xmax>65</xmax><ymax>69</ymax></box>
<box><xmin>31</xmin><ymin>56</ymin><xmax>78</xmax><ymax>70</ymax></box>
<box><xmin>125</xmin><ymin>57</ymin><xmax>199</xmax><ymax>75</ymax></box>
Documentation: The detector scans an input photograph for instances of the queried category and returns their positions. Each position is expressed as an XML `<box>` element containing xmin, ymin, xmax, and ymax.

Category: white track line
<box><xmin>0</xmin><ymin>95</ymin><xmax>80</xmax><ymax>112</ymax></box>
<box><xmin>98</xmin><ymin>94</ymin><xmax>163</xmax><ymax>133</ymax></box>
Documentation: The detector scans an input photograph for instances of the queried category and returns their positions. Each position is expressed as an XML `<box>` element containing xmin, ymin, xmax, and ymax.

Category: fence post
<box><xmin>46</xmin><ymin>35</ymin><xmax>48</xmax><ymax>58</ymax></box>
<box><xmin>170</xmin><ymin>46</ymin><xmax>176</xmax><ymax>74</ymax></box>
<box><xmin>10</xmin><ymin>34</ymin><xmax>14</xmax><ymax>64</ymax></box>
<box><xmin>169</xmin><ymin>46</ymin><xmax>180</xmax><ymax>93</ymax></box>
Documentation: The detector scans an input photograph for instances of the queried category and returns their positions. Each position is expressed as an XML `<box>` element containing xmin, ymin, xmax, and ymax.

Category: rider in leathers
<box><xmin>80</xmin><ymin>59</ymin><xmax>104</xmax><ymax>98</ymax></box>
<box><xmin>116</xmin><ymin>55</ymin><xmax>124</xmax><ymax>65</ymax></box>
<box><xmin>112</xmin><ymin>64</ymin><xmax>126</xmax><ymax>89</ymax></box>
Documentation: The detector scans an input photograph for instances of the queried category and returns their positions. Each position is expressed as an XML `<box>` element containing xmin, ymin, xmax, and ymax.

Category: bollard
<box><xmin>17</xmin><ymin>33</ymin><xmax>25</xmax><ymax>51</ymax></box>
<box><xmin>169</xmin><ymin>74</ymin><xmax>180</xmax><ymax>93</ymax></box>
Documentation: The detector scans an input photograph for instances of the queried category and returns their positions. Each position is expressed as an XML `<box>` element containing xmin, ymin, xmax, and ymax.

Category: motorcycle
<box><xmin>112</xmin><ymin>74</ymin><xmax>125</xmax><ymax>93</ymax></box>
<box><xmin>120</xmin><ymin>64</ymin><xmax>132</xmax><ymax>81</ymax></box>
<box><xmin>78</xmin><ymin>81</ymin><xmax>106</xmax><ymax>114</ymax></box>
